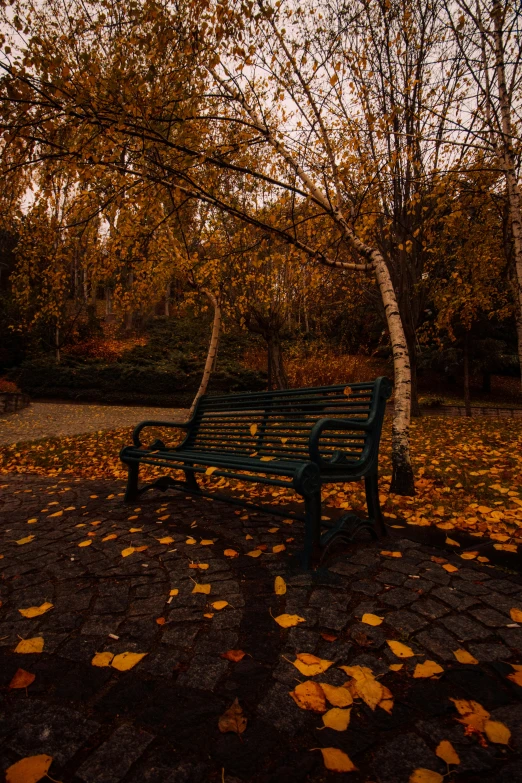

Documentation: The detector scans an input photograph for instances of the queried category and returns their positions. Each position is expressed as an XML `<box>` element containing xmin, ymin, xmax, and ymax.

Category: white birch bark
<box><xmin>188</xmin><ymin>289</ymin><xmax>221</xmax><ymax>419</ymax></box>
<box><xmin>492</xmin><ymin>0</ymin><xmax>522</xmax><ymax>391</ymax></box>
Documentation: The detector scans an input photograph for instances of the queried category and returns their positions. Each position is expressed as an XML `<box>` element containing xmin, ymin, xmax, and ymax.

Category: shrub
<box><xmin>0</xmin><ymin>377</ymin><xmax>20</xmax><ymax>393</ymax></box>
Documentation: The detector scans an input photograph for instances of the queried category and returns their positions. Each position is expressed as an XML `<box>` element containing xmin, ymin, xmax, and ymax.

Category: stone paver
<box><xmin>0</xmin><ymin>472</ymin><xmax>521</xmax><ymax>782</ymax></box>
<box><xmin>0</xmin><ymin>402</ymin><xmax>188</xmax><ymax>445</ymax></box>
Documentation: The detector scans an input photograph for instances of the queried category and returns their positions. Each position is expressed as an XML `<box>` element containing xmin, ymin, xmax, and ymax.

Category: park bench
<box><xmin>120</xmin><ymin>376</ymin><xmax>392</xmax><ymax>567</ymax></box>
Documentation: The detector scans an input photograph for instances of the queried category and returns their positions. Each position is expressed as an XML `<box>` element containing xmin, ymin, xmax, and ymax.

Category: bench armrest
<box><xmin>309</xmin><ymin>417</ymin><xmax>371</xmax><ymax>467</ymax></box>
<box><xmin>132</xmin><ymin>419</ymin><xmax>190</xmax><ymax>448</ymax></box>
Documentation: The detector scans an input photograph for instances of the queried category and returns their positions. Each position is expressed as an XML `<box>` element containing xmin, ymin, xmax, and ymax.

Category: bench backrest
<box><xmin>183</xmin><ymin>377</ymin><xmax>391</xmax><ymax>466</ymax></box>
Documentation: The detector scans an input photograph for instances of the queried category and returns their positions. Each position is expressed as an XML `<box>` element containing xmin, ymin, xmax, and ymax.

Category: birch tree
<box><xmin>443</xmin><ymin>0</ymin><xmax>522</xmax><ymax>389</ymax></box>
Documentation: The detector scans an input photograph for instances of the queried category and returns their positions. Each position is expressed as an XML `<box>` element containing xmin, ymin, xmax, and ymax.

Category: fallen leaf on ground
<box><xmin>158</xmin><ymin>536</ymin><xmax>174</xmax><ymax>544</ymax></box>
<box><xmin>156</xmin><ymin>617</ymin><xmax>166</xmax><ymax>625</ymax></box>
<box><xmin>361</xmin><ymin>613</ymin><xmax>383</xmax><ymax>626</ymax></box>
<box><xmin>220</xmin><ymin>649</ymin><xmax>246</xmax><ymax>662</ymax></box>
<box><xmin>460</xmin><ymin>552</ymin><xmax>478</xmax><ymax>560</ymax></box>
<box><xmin>78</xmin><ymin>540</ymin><xmax>92</xmax><ymax>547</ymax></box>
<box><xmin>189</xmin><ymin>563</ymin><xmax>209</xmax><ymax>570</ymax></box>
<box><xmin>15</xmin><ymin>535</ymin><xmax>35</xmax><ymax>545</ymax></box>
<box><xmin>169</xmin><ymin>589</ymin><xmax>179</xmax><ymax>596</ymax></box>
<box><xmin>445</xmin><ymin>537</ymin><xmax>460</xmax><ymax>546</ymax></box>
<box><xmin>450</xmin><ymin>698</ymin><xmax>490</xmax><ymax>731</ymax></box>
<box><xmin>102</xmin><ymin>534</ymin><xmax>118</xmax><ymax>541</ymax></box>
<box><xmin>250</xmin><ymin>424</ymin><xmax>258</xmax><ymax>436</ymax></box>
<box><xmin>381</xmin><ymin>551</ymin><xmax>402</xmax><ymax>558</ymax></box>
<box><xmin>224</xmin><ymin>549</ymin><xmax>239</xmax><ymax>558</ymax></box>
<box><xmin>409</xmin><ymin>770</ymin><xmax>443</xmax><ymax>783</ymax></box>
<box><xmin>339</xmin><ymin>665</ymin><xmax>384</xmax><ymax>710</ymax></box>
<box><xmin>387</xmin><ymin>640</ymin><xmax>415</xmax><ymax>658</ymax></box>
<box><xmin>272</xmin><ymin>544</ymin><xmax>286</xmax><ymax>553</ymax></box>
<box><xmin>319</xmin><ymin>683</ymin><xmax>353</xmax><ymax>707</ymax></box>
<box><xmin>92</xmin><ymin>651</ymin><xmax>115</xmax><ymax>667</ymax></box>
<box><xmin>273</xmin><ymin>613</ymin><xmax>305</xmax><ymax>628</ymax></box>
<box><xmin>320</xmin><ymin>632</ymin><xmax>337</xmax><ymax>642</ymax></box>
<box><xmin>453</xmin><ymin>649</ymin><xmax>478</xmax><ymax>665</ymax></box>
<box><xmin>205</xmin><ymin>466</ymin><xmax>218</xmax><ymax>475</ymax></box>
<box><xmin>212</xmin><ymin>600</ymin><xmax>228</xmax><ymax>611</ymax></box>
<box><xmin>274</xmin><ymin>576</ymin><xmax>286</xmax><ymax>595</ymax></box>
<box><xmin>121</xmin><ymin>547</ymin><xmax>135</xmax><ymax>557</ymax></box>
<box><xmin>316</xmin><ymin>747</ymin><xmax>357</xmax><ymax>772</ymax></box>
<box><xmin>484</xmin><ymin>720</ymin><xmax>511</xmax><ymax>744</ymax></box>
<box><xmin>5</xmin><ymin>754</ymin><xmax>53</xmax><ymax>783</ymax></box>
<box><xmin>290</xmin><ymin>681</ymin><xmax>327</xmax><ymax>712</ymax></box>
<box><xmin>9</xmin><ymin>668</ymin><xmax>36</xmax><ymax>689</ymax></box>
<box><xmin>218</xmin><ymin>698</ymin><xmax>247</xmax><ymax>734</ymax></box>
<box><xmin>321</xmin><ymin>707</ymin><xmax>351</xmax><ymax>731</ymax></box>
<box><xmin>129</xmin><ymin>527</ymin><xmax>142</xmax><ymax>533</ymax></box>
<box><xmin>510</xmin><ymin>608</ymin><xmax>522</xmax><ymax>623</ymax></box>
<box><xmin>200</xmin><ymin>539</ymin><xmax>215</xmax><ymax>546</ymax></box>
<box><xmin>442</xmin><ymin>564</ymin><xmax>459</xmax><ymax>573</ymax></box>
<box><xmin>291</xmin><ymin>653</ymin><xmax>333</xmax><ymax>676</ymax></box>
<box><xmin>435</xmin><ymin>739</ymin><xmax>460</xmax><ymax>765</ymax></box>
<box><xmin>185</xmin><ymin>537</ymin><xmax>197</xmax><ymax>544</ymax></box>
<box><xmin>14</xmin><ymin>637</ymin><xmax>44</xmax><ymax>654</ymax></box>
<box><xmin>192</xmin><ymin>583</ymin><xmax>211</xmax><ymax>594</ymax></box>
<box><xmin>19</xmin><ymin>602</ymin><xmax>53</xmax><ymax>618</ymax></box>
<box><xmin>413</xmin><ymin>660</ymin><xmax>444</xmax><ymax>678</ymax></box>
<box><xmin>246</xmin><ymin>549</ymin><xmax>262</xmax><ymax>558</ymax></box>
<box><xmin>389</xmin><ymin>664</ymin><xmax>403</xmax><ymax>672</ymax></box>
<box><xmin>508</xmin><ymin>668</ymin><xmax>522</xmax><ymax>686</ymax></box>
<box><xmin>111</xmin><ymin>652</ymin><xmax>148</xmax><ymax>671</ymax></box>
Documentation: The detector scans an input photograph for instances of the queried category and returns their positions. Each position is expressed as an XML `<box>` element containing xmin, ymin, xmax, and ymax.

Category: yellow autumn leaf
<box><xmin>318</xmin><ymin>683</ymin><xmax>353</xmax><ymax>708</ymax></box>
<box><xmin>260</xmin><ymin>456</ymin><xmax>276</xmax><ymax>461</ymax></box>
<box><xmin>102</xmin><ymin>534</ymin><xmax>118</xmax><ymax>541</ymax></box>
<box><xmin>246</xmin><ymin>549</ymin><xmax>262</xmax><ymax>557</ymax></box>
<box><xmin>510</xmin><ymin>608</ymin><xmax>522</xmax><ymax>623</ymax></box>
<box><xmin>272</xmin><ymin>544</ymin><xmax>286</xmax><ymax>553</ymax></box>
<box><xmin>111</xmin><ymin>652</ymin><xmax>148</xmax><ymax>671</ymax></box>
<box><xmin>289</xmin><ymin>681</ymin><xmax>327</xmax><ymax>712</ymax></box>
<box><xmin>413</xmin><ymin>660</ymin><xmax>444</xmax><ymax>678</ymax></box>
<box><xmin>409</xmin><ymin>770</ymin><xmax>443</xmax><ymax>783</ymax></box>
<box><xmin>291</xmin><ymin>653</ymin><xmax>333</xmax><ymax>676</ymax></box>
<box><xmin>453</xmin><ymin>649</ymin><xmax>478</xmax><ymax>665</ymax></box>
<box><xmin>200</xmin><ymin>539</ymin><xmax>215</xmax><ymax>546</ymax></box>
<box><xmin>121</xmin><ymin>547</ymin><xmax>135</xmax><ymax>557</ymax></box>
<box><xmin>5</xmin><ymin>754</ymin><xmax>53</xmax><ymax>783</ymax></box>
<box><xmin>380</xmin><ymin>551</ymin><xmax>402</xmax><ymax>558</ymax></box>
<box><xmin>318</xmin><ymin>747</ymin><xmax>357</xmax><ymax>772</ymax></box>
<box><xmin>250</xmin><ymin>423</ymin><xmax>258</xmax><ymax>436</ymax></box>
<box><xmin>185</xmin><ymin>537</ymin><xmax>197</xmax><ymax>544</ymax></box>
<box><xmin>321</xmin><ymin>707</ymin><xmax>351</xmax><ymax>731</ymax></box>
<box><xmin>484</xmin><ymin>720</ymin><xmax>511</xmax><ymax>745</ymax></box>
<box><xmin>14</xmin><ymin>637</ymin><xmax>44</xmax><ymax>654</ymax></box>
<box><xmin>445</xmin><ymin>537</ymin><xmax>460</xmax><ymax>546</ymax></box>
<box><xmin>339</xmin><ymin>666</ymin><xmax>383</xmax><ymax>710</ymax></box>
<box><xmin>91</xmin><ymin>651</ymin><xmax>114</xmax><ymax>667</ymax></box>
<box><xmin>442</xmin><ymin>564</ymin><xmax>459</xmax><ymax>573</ymax></box>
<box><xmin>224</xmin><ymin>549</ymin><xmax>239</xmax><ymax>557</ymax></box>
<box><xmin>205</xmin><ymin>466</ymin><xmax>218</xmax><ymax>475</ymax></box>
<box><xmin>389</xmin><ymin>664</ymin><xmax>403</xmax><ymax>672</ymax></box>
<box><xmin>78</xmin><ymin>540</ymin><xmax>92</xmax><ymax>547</ymax></box>
<box><xmin>274</xmin><ymin>576</ymin><xmax>287</xmax><ymax>595</ymax></box>
<box><xmin>361</xmin><ymin>613</ymin><xmax>383</xmax><ymax>626</ymax></box>
<box><xmin>450</xmin><ymin>699</ymin><xmax>490</xmax><ymax>731</ymax></box>
<box><xmin>19</xmin><ymin>602</ymin><xmax>53</xmax><ymax>618</ymax></box>
<box><xmin>273</xmin><ymin>613</ymin><xmax>305</xmax><ymax>628</ymax></box>
<box><xmin>387</xmin><ymin>640</ymin><xmax>415</xmax><ymax>658</ymax></box>
<box><xmin>135</xmin><ymin>545</ymin><xmax>148</xmax><ymax>552</ymax></box>
<box><xmin>508</xmin><ymin>668</ymin><xmax>522</xmax><ymax>686</ymax></box>
<box><xmin>212</xmin><ymin>601</ymin><xmax>228</xmax><ymax>611</ymax></box>
<box><xmin>169</xmin><ymin>589</ymin><xmax>179</xmax><ymax>596</ymax></box>
<box><xmin>435</xmin><ymin>740</ymin><xmax>460</xmax><ymax>765</ymax></box>
<box><xmin>158</xmin><ymin>536</ymin><xmax>174</xmax><ymax>544</ymax></box>
<box><xmin>460</xmin><ymin>552</ymin><xmax>478</xmax><ymax>560</ymax></box>
<box><xmin>192</xmin><ymin>583</ymin><xmax>211</xmax><ymax>594</ymax></box>
<box><xmin>16</xmin><ymin>535</ymin><xmax>35</xmax><ymax>545</ymax></box>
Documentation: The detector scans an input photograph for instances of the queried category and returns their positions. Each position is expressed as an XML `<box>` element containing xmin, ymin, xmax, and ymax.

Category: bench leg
<box><xmin>365</xmin><ymin>474</ymin><xmax>387</xmax><ymax>537</ymax></box>
<box><xmin>124</xmin><ymin>462</ymin><xmax>140</xmax><ymax>503</ymax></box>
<box><xmin>184</xmin><ymin>464</ymin><xmax>200</xmax><ymax>492</ymax></box>
<box><xmin>303</xmin><ymin>490</ymin><xmax>322</xmax><ymax>569</ymax></box>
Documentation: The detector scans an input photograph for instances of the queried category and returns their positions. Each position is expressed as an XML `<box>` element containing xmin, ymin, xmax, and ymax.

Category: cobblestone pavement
<box><xmin>1</xmin><ymin>474</ymin><xmax>521</xmax><ymax>783</ymax></box>
<box><xmin>0</xmin><ymin>403</ymin><xmax>188</xmax><ymax>446</ymax></box>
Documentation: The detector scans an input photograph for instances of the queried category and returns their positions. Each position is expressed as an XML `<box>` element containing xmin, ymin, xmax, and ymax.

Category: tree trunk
<box><xmin>267</xmin><ymin>334</ymin><xmax>289</xmax><ymax>390</ymax></box>
<box><xmin>188</xmin><ymin>290</ymin><xmax>221</xmax><ymax>418</ymax></box>
<box><xmin>492</xmin><ymin>0</ymin><xmax>522</xmax><ymax>392</ymax></box>
<box><xmin>463</xmin><ymin>331</ymin><xmax>471</xmax><ymax>417</ymax></box>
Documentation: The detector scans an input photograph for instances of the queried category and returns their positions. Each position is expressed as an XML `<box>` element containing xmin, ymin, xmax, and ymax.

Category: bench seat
<box><xmin>120</xmin><ymin>377</ymin><xmax>392</xmax><ymax>567</ymax></box>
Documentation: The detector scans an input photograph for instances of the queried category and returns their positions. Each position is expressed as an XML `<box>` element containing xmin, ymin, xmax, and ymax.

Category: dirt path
<box><xmin>0</xmin><ymin>401</ymin><xmax>189</xmax><ymax>446</ymax></box>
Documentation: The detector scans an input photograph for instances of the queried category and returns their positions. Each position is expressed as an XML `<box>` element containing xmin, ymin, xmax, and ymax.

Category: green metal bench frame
<box><xmin>120</xmin><ymin>376</ymin><xmax>392</xmax><ymax>568</ymax></box>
